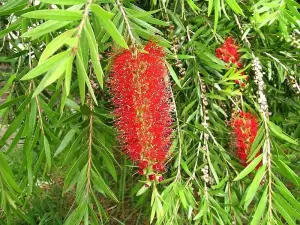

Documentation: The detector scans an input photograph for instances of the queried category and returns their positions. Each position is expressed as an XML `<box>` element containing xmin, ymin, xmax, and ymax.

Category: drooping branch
<box><xmin>116</xmin><ymin>0</ymin><xmax>135</xmax><ymax>45</ymax></box>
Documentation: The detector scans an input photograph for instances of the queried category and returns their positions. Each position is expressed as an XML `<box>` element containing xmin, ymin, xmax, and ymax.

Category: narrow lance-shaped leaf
<box><xmin>21</xmin><ymin>20</ymin><xmax>72</xmax><ymax>39</ymax></box>
<box><xmin>244</xmin><ymin>165</ymin><xmax>266</xmax><ymax>210</ymax></box>
<box><xmin>0</xmin><ymin>152</ymin><xmax>22</xmax><ymax>193</ymax></box>
<box><xmin>268</xmin><ymin>121</ymin><xmax>298</xmax><ymax>145</ymax></box>
<box><xmin>32</xmin><ymin>57</ymin><xmax>69</xmax><ymax>98</ymax></box>
<box><xmin>54</xmin><ymin>129</ymin><xmax>76</xmax><ymax>157</ymax></box>
<box><xmin>40</xmin><ymin>0</ymin><xmax>85</xmax><ymax>5</ymax></box>
<box><xmin>75</xmin><ymin>53</ymin><xmax>98</xmax><ymax>105</ymax></box>
<box><xmin>91</xmin><ymin>4</ymin><xmax>128</xmax><ymax>49</ymax></box>
<box><xmin>0</xmin><ymin>74</ymin><xmax>16</xmax><ymax>97</ymax></box>
<box><xmin>65</xmin><ymin>55</ymin><xmax>74</xmax><ymax>96</ymax></box>
<box><xmin>225</xmin><ymin>0</ymin><xmax>244</xmax><ymax>16</ymax></box>
<box><xmin>84</xmin><ymin>25</ymin><xmax>104</xmax><ymax>88</ymax></box>
<box><xmin>22</xmin><ymin>10</ymin><xmax>82</xmax><ymax>21</ymax></box>
<box><xmin>234</xmin><ymin>154</ymin><xmax>263</xmax><ymax>181</ymax></box>
<box><xmin>39</xmin><ymin>29</ymin><xmax>75</xmax><ymax>64</ymax></box>
<box><xmin>0</xmin><ymin>111</ymin><xmax>26</xmax><ymax>145</ymax></box>
<box><xmin>166</xmin><ymin>62</ymin><xmax>182</xmax><ymax>88</ymax></box>
<box><xmin>249</xmin><ymin>186</ymin><xmax>268</xmax><ymax>225</ymax></box>
<box><xmin>44</xmin><ymin>136</ymin><xmax>51</xmax><ymax>171</ymax></box>
<box><xmin>21</xmin><ymin>50</ymin><xmax>70</xmax><ymax>80</ymax></box>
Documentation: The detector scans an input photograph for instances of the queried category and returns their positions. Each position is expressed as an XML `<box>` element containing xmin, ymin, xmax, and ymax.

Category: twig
<box><xmin>116</xmin><ymin>0</ymin><xmax>135</xmax><ymax>45</ymax></box>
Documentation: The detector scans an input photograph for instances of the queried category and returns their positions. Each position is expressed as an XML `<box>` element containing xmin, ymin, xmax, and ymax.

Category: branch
<box><xmin>116</xmin><ymin>0</ymin><xmax>135</xmax><ymax>45</ymax></box>
<box><xmin>253</xmin><ymin>57</ymin><xmax>273</xmax><ymax>221</ymax></box>
<box><xmin>86</xmin><ymin>97</ymin><xmax>94</xmax><ymax>194</ymax></box>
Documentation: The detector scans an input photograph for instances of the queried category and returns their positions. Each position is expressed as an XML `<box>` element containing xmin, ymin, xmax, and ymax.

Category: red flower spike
<box><xmin>158</xmin><ymin>176</ymin><xmax>164</xmax><ymax>183</ymax></box>
<box><xmin>110</xmin><ymin>42</ymin><xmax>173</xmax><ymax>176</ymax></box>
<box><xmin>138</xmin><ymin>160</ymin><xmax>148</xmax><ymax>170</ymax></box>
<box><xmin>152</xmin><ymin>163</ymin><xmax>164</xmax><ymax>172</ymax></box>
<box><xmin>138</xmin><ymin>169</ymin><xmax>145</xmax><ymax>175</ymax></box>
<box><xmin>230</xmin><ymin>111</ymin><xmax>260</xmax><ymax>167</ymax></box>
<box><xmin>148</xmin><ymin>174</ymin><xmax>156</xmax><ymax>181</ymax></box>
<box><xmin>216</xmin><ymin>37</ymin><xmax>248</xmax><ymax>85</ymax></box>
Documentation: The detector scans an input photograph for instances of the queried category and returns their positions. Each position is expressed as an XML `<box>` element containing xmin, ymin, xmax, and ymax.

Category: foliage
<box><xmin>0</xmin><ymin>0</ymin><xmax>299</xmax><ymax>224</ymax></box>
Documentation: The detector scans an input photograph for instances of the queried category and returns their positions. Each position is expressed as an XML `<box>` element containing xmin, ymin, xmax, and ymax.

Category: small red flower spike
<box><xmin>138</xmin><ymin>169</ymin><xmax>145</xmax><ymax>175</ymax></box>
<box><xmin>216</xmin><ymin>37</ymin><xmax>247</xmax><ymax>86</ymax></box>
<box><xmin>148</xmin><ymin>174</ymin><xmax>156</xmax><ymax>181</ymax></box>
<box><xmin>230</xmin><ymin>111</ymin><xmax>260</xmax><ymax>167</ymax></box>
<box><xmin>110</xmin><ymin>42</ymin><xmax>173</xmax><ymax>176</ymax></box>
<box><xmin>158</xmin><ymin>176</ymin><xmax>164</xmax><ymax>183</ymax></box>
<box><xmin>152</xmin><ymin>163</ymin><xmax>164</xmax><ymax>172</ymax></box>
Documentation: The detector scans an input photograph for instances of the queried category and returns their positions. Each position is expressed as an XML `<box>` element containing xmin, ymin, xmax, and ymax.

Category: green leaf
<box><xmin>0</xmin><ymin>111</ymin><xmax>26</xmax><ymax>146</ymax></box>
<box><xmin>274</xmin><ymin>177</ymin><xmax>300</xmax><ymax>212</ymax></box>
<box><xmin>244</xmin><ymin>165</ymin><xmax>266</xmax><ymax>210</ymax></box>
<box><xmin>21</xmin><ymin>20</ymin><xmax>72</xmax><ymax>39</ymax></box>
<box><xmin>250</xmin><ymin>186</ymin><xmax>268</xmax><ymax>225</ymax></box>
<box><xmin>275</xmin><ymin>159</ymin><xmax>300</xmax><ymax>186</ymax></box>
<box><xmin>92</xmin><ymin>170</ymin><xmax>118</xmax><ymax>202</ymax></box>
<box><xmin>166</xmin><ymin>62</ymin><xmax>182</xmax><ymax>88</ymax></box>
<box><xmin>181</xmin><ymin>99</ymin><xmax>197</xmax><ymax>116</ymax></box>
<box><xmin>22</xmin><ymin>10</ymin><xmax>82</xmax><ymax>21</ymax></box>
<box><xmin>44</xmin><ymin>136</ymin><xmax>51</xmax><ymax>171</ymax></box>
<box><xmin>0</xmin><ymin>152</ymin><xmax>22</xmax><ymax>193</ymax></box>
<box><xmin>247</xmin><ymin>125</ymin><xmax>264</xmax><ymax>161</ymax></box>
<box><xmin>0</xmin><ymin>95</ymin><xmax>26</xmax><ymax>110</ymax></box>
<box><xmin>76</xmin><ymin>55</ymin><xmax>86</xmax><ymax>104</ymax></box>
<box><xmin>136</xmin><ymin>183</ymin><xmax>151</xmax><ymax>196</ymax></box>
<box><xmin>208</xmin><ymin>0</ymin><xmax>214</xmax><ymax>16</ymax></box>
<box><xmin>186</xmin><ymin>0</ymin><xmax>201</xmax><ymax>14</ymax></box>
<box><xmin>39</xmin><ymin>29</ymin><xmax>75</xmax><ymax>64</ymax></box>
<box><xmin>274</xmin><ymin>199</ymin><xmax>296</xmax><ymax>225</ymax></box>
<box><xmin>0</xmin><ymin>74</ymin><xmax>16</xmax><ymax>97</ymax></box>
<box><xmin>0</xmin><ymin>0</ymin><xmax>27</xmax><ymax>16</ymax></box>
<box><xmin>54</xmin><ymin>129</ymin><xmax>76</xmax><ymax>157</ymax></box>
<box><xmin>40</xmin><ymin>0</ymin><xmax>85</xmax><ymax>5</ymax></box>
<box><xmin>32</xmin><ymin>58</ymin><xmax>69</xmax><ymax>98</ymax></box>
<box><xmin>64</xmin><ymin>55</ymin><xmax>74</xmax><ymax>97</ymax></box>
<box><xmin>225</xmin><ymin>0</ymin><xmax>244</xmax><ymax>15</ymax></box>
<box><xmin>75</xmin><ymin>53</ymin><xmax>98</xmax><ymax>105</ymax></box>
<box><xmin>126</xmin><ymin>8</ymin><xmax>161</xmax><ymax>18</ymax></box>
<box><xmin>0</xmin><ymin>23</ymin><xmax>21</xmax><ymax>39</ymax></box>
<box><xmin>234</xmin><ymin>154</ymin><xmax>263</xmax><ymax>181</ymax></box>
<box><xmin>273</xmin><ymin>193</ymin><xmax>300</xmax><ymax>220</ymax></box>
<box><xmin>269</xmin><ymin>121</ymin><xmax>298</xmax><ymax>145</ymax></box>
<box><xmin>21</xmin><ymin>51</ymin><xmax>70</xmax><ymax>80</ymax></box>
<box><xmin>84</xmin><ymin>25</ymin><xmax>103</xmax><ymax>88</ymax></box>
<box><xmin>91</xmin><ymin>4</ymin><xmax>128</xmax><ymax>49</ymax></box>
<box><xmin>64</xmin><ymin>202</ymin><xmax>87</xmax><ymax>225</ymax></box>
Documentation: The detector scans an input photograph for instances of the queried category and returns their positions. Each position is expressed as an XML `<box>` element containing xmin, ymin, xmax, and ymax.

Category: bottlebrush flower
<box><xmin>230</xmin><ymin>111</ymin><xmax>259</xmax><ymax>166</ymax></box>
<box><xmin>216</xmin><ymin>37</ymin><xmax>247</xmax><ymax>85</ymax></box>
<box><xmin>216</xmin><ymin>37</ymin><xmax>240</xmax><ymax>64</ymax></box>
<box><xmin>109</xmin><ymin>42</ymin><xmax>172</xmax><ymax>176</ymax></box>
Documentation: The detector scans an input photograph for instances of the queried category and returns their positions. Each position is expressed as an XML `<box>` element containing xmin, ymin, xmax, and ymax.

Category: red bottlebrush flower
<box><xmin>158</xmin><ymin>176</ymin><xmax>164</xmax><ymax>183</ymax></box>
<box><xmin>230</xmin><ymin>111</ymin><xmax>259</xmax><ymax>166</ymax></box>
<box><xmin>110</xmin><ymin>42</ymin><xmax>172</xmax><ymax>175</ymax></box>
<box><xmin>148</xmin><ymin>174</ymin><xmax>156</xmax><ymax>181</ymax></box>
<box><xmin>216</xmin><ymin>37</ymin><xmax>240</xmax><ymax>64</ymax></box>
<box><xmin>216</xmin><ymin>37</ymin><xmax>247</xmax><ymax>86</ymax></box>
<box><xmin>152</xmin><ymin>163</ymin><xmax>164</xmax><ymax>172</ymax></box>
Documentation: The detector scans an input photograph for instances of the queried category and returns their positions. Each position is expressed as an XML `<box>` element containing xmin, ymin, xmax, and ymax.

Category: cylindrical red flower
<box><xmin>216</xmin><ymin>37</ymin><xmax>240</xmax><ymax>64</ymax></box>
<box><xmin>230</xmin><ymin>111</ymin><xmax>259</xmax><ymax>166</ymax></box>
<box><xmin>109</xmin><ymin>42</ymin><xmax>172</xmax><ymax>176</ymax></box>
<box><xmin>216</xmin><ymin>37</ymin><xmax>247</xmax><ymax>85</ymax></box>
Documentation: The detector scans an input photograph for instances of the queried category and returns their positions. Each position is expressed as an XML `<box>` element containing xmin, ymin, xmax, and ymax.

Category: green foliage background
<box><xmin>0</xmin><ymin>0</ymin><xmax>299</xmax><ymax>224</ymax></box>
